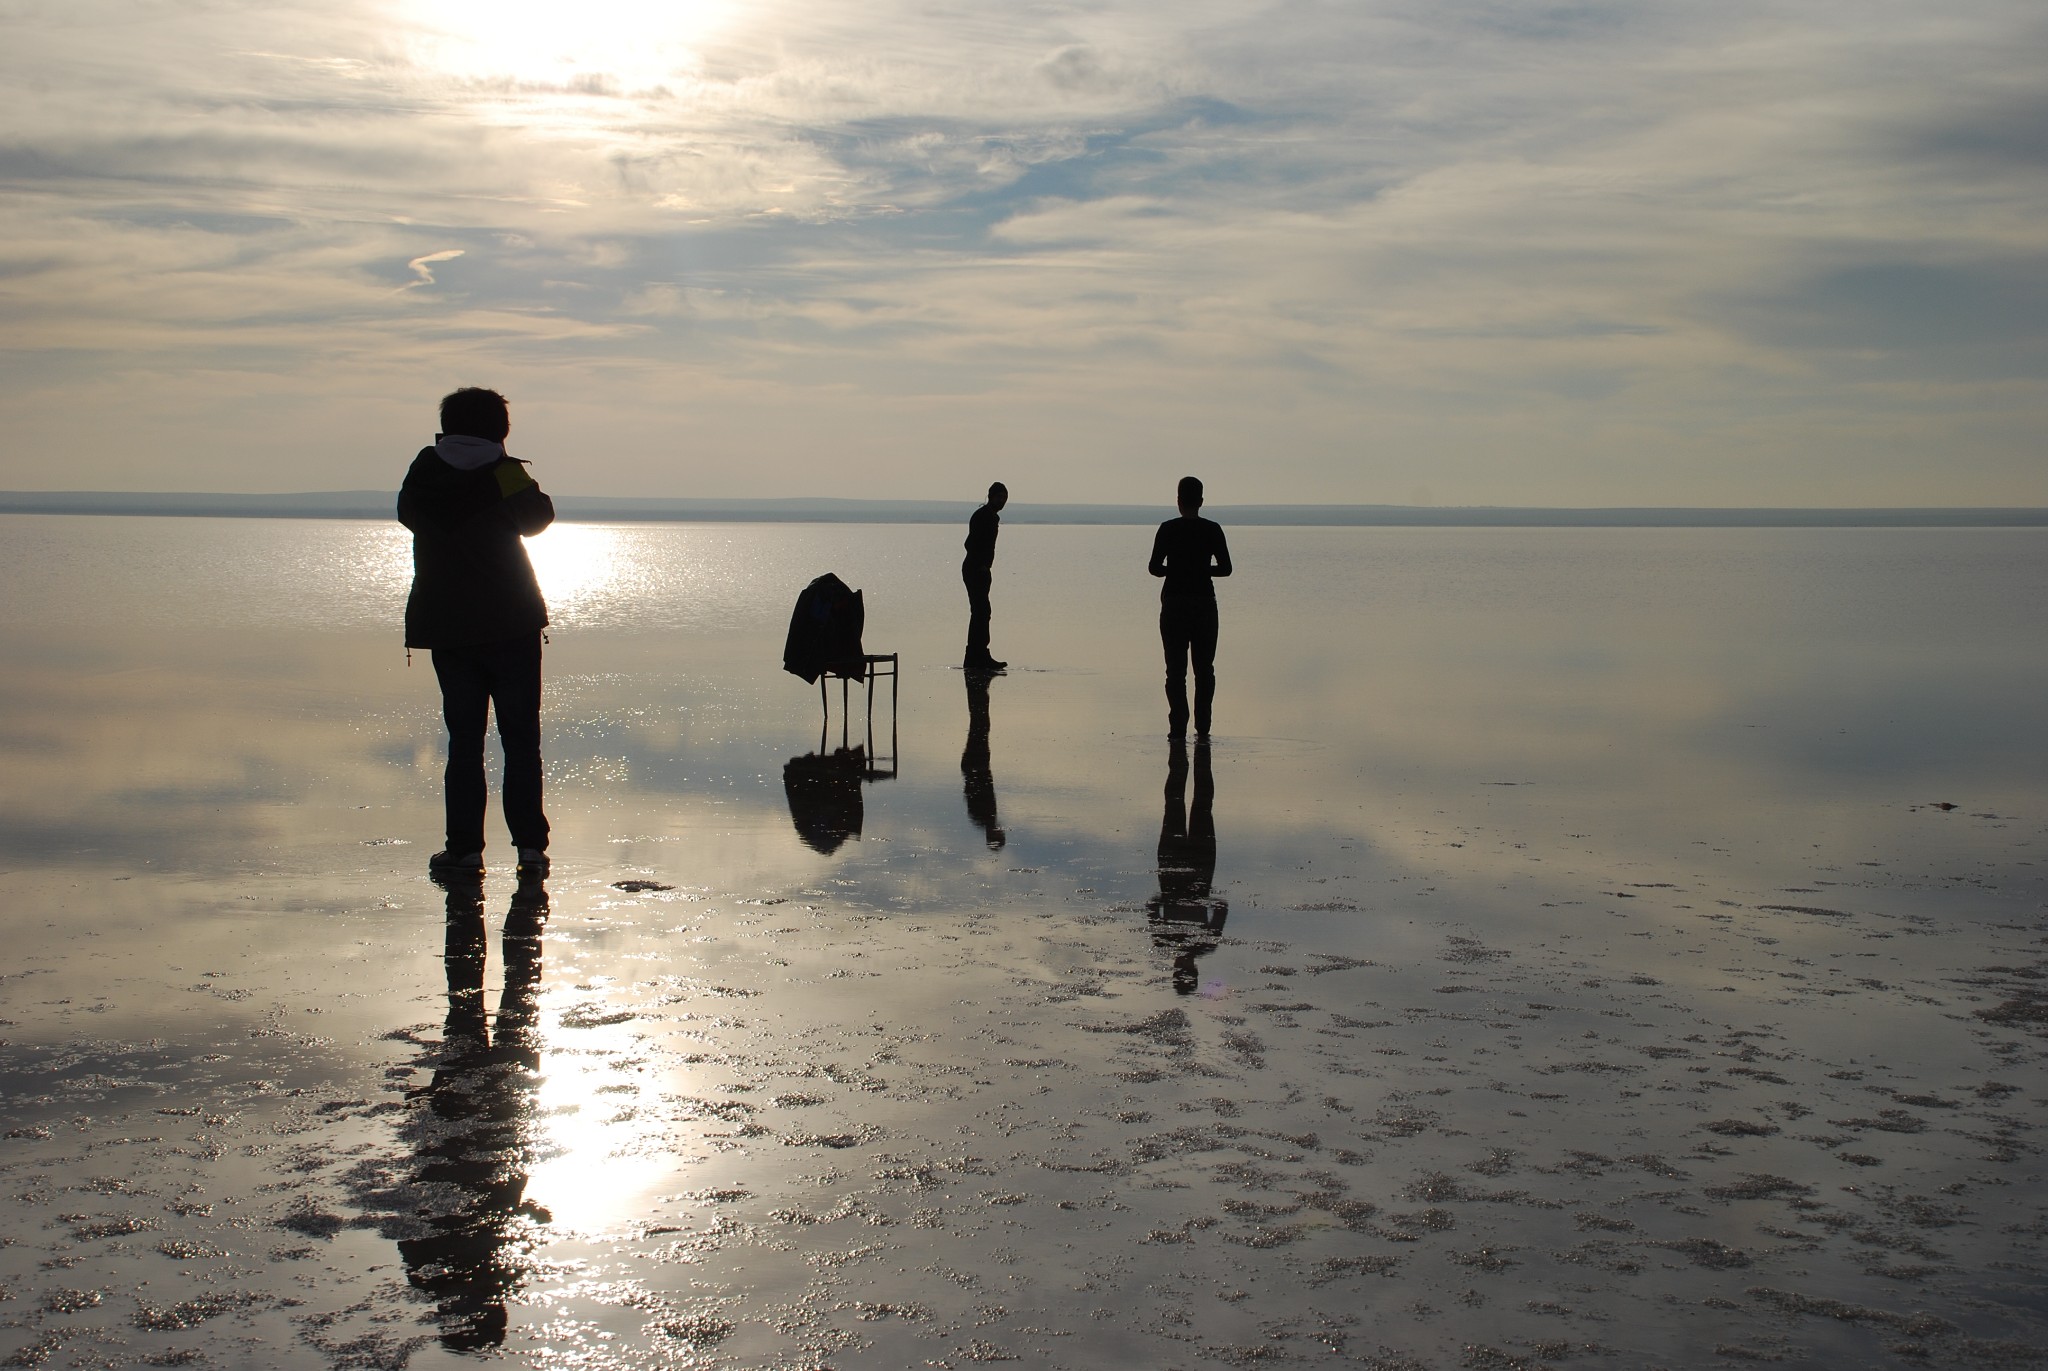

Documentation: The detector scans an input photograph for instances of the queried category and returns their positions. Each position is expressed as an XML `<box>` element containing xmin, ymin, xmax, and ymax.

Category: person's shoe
<box><xmin>429</xmin><ymin>849</ymin><xmax>484</xmax><ymax>875</ymax></box>
<box><xmin>516</xmin><ymin>847</ymin><xmax>550</xmax><ymax>878</ymax></box>
<box><xmin>962</xmin><ymin>651</ymin><xmax>1007</xmax><ymax>672</ymax></box>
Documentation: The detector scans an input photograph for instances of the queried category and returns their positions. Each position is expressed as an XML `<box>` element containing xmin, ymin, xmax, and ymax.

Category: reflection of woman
<box><xmin>962</xmin><ymin>672</ymin><xmax>1005</xmax><ymax>849</ymax></box>
<box><xmin>397</xmin><ymin>874</ymin><xmax>550</xmax><ymax>1350</ymax></box>
<box><xmin>1147</xmin><ymin>742</ymin><xmax>1227</xmax><ymax>994</ymax></box>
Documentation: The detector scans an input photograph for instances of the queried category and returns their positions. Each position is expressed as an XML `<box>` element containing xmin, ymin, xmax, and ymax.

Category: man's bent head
<box><xmin>440</xmin><ymin>387</ymin><xmax>510</xmax><ymax>442</ymax></box>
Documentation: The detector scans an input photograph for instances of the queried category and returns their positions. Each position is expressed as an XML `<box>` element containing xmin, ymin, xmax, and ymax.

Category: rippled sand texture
<box><xmin>2</xmin><ymin>518</ymin><xmax>2046</xmax><ymax>1368</ymax></box>
<box><xmin>6</xmin><ymin>839</ymin><xmax>2046</xmax><ymax>1370</ymax></box>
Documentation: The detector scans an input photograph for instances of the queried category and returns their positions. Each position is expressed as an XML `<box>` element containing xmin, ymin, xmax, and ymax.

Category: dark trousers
<box><xmin>431</xmin><ymin>634</ymin><xmax>548</xmax><ymax>854</ymax></box>
<box><xmin>1159</xmin><ymin>597</ymin><xmax>1219</xmax><ymax>736</ymax></box>
<box><xmin>963</xmin><ymin>563</ymin><xmax>993</xmax><ymax>654</ymax></box>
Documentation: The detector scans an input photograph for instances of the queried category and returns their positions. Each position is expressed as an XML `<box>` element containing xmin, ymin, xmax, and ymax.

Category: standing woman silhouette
<box><xmin>1147</xmin><ymin>476</ymin><xmax>1232</xmax><ymax>741</ymax></box>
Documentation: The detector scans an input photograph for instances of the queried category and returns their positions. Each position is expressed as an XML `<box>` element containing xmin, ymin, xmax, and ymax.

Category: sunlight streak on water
<box><xmin>525</xmin><ymin>1029</ymin><xmax>674</xmax><ymax>1232</ymax></box>
<box><xmin>524</xmin><ymin>522</ymin><xmax>617</xmax><ymax>615</ymax></box>
<box><xmin>0</xmin><ymin>516</ymin><xmax>968</xmax><ymax>636</ymax></box>
<box><xmin>524</xmin><ymin>522</ymin><xmax>813</xmax><ymax>633</ymax></box>
<box><xmin>356</xmin><ymin>521</ymin><xmax>414</xmax><ymax>598</ymax></box>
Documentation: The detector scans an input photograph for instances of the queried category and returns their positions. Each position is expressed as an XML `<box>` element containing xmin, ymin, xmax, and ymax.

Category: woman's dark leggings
<box><xmin>1159</xmin><ymin>597</ymin><xmax>1218</xmax><ymax>736</ymax></box>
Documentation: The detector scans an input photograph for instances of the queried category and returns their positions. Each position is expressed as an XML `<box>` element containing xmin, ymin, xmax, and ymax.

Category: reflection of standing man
<box><xmin>399</xmin><ymin>872</ymin><xmax>550</xmax><ymax>1350</ymax></box>
<box><xmin>1147</xmin><ymin>476</ymin><xmax>1232</xmax><ymax>741</ymax></box>
<box><xmin>962</xmin><ymin>673</ymin><xmax>1005</xmax><ymax>849</ymax></box>
<box><xmin>400</xmin><ymin>386</ymin><xmax>555</xmax><ymax>878</ymax></box>
<box><xmin>1148</xmin><ymin>742</ymin><xmax>1227</xmax><ymax>995</ymax></box>
<box><xmin>962</xmin><ymin>482</ymin><xmax>1008</xmax><ymax>672</ymax></box>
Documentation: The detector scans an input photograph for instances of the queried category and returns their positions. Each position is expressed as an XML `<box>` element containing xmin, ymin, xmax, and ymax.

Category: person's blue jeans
<box><xmin>431</xmin><ymin>634</ymin><xmax>548</xmax><ymax>854</ymax></box>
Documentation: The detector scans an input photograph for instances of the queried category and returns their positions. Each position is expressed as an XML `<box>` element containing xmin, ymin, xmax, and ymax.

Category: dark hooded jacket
<box><xmin>398</xmin><ymin>444</ymin><xmax>554</xmax><ymax>649</ymax></box>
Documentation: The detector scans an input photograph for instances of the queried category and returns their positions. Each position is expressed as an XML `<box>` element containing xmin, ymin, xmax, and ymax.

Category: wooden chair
<box><xmin>820</xmin><ymin>653</ymin><xmax>898</xmax><ymax>766</ymax></box>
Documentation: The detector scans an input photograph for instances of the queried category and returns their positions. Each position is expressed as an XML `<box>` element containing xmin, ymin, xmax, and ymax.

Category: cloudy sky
<box><xmin>1</xmin><ymin>0</ymin><xmax>2042</xmax><ymax>503</ymax></box>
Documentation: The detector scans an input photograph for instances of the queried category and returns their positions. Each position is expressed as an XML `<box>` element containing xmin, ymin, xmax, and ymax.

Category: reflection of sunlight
<box><xmin>525</xmin><ymin>523</ymin><xmax>618</xmax><ymax>611</ymax></box>
<box><xmin>526</xmin><ymin>1036</ymin><xmax>673</xmax><ymax>1231</ymax></box>
<box><xmin>406</xmin><ymin>0</ymin><xmax>733</xmax><ymax>89</ymax></box>
<box><xmin>360</xmin><ymin>524</ymin><xmax>416</xmax><ymax>610</ymax></box>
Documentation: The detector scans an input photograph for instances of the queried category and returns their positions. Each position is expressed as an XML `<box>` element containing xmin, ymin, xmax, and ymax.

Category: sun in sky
<box><xmin>401</xmin><ymin>0</ymin><xmax>736</xmax><ymax>90</ymax></box>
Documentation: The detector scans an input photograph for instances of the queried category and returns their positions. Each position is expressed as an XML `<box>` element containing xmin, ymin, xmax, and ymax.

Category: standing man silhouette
<box><xmin>962</xmin><ymin>481</ymin><xmax>1008</xmax><ymax>672</ymax></box>
<box><xmin>1148</xmin><ymin>476</ymin><xmax>1232</xmax><ymax>741</ymax></box>
<box><xmin>399</xmin><ymin>387</ymin><xmax>555</xmax><ymax>877</ymax></box>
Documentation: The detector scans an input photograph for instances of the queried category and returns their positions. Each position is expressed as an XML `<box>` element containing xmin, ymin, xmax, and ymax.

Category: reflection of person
<box><xmin>962</xmin><ymin>672</ymin><xmax>1005</xmax><ymax>849</ymax></box>
<box><xmin>400</xmin><ymin>872</ymin><xmax>550</xmax><ymax>1350</ymax></box>
<box><xmin>1147</xmin><ymin>476</ymin><xmax>1231</xmax><ymax>742</ymax></box>
<box><xmin>962</xmin><ymin>482</ymin><xmax>1008</xmax><ymax>672</ymax></box>
<box><xmin>1147</xmin><ymin>742</ymin><xmax>1227</xmax><ymax>995</ymax></box>
<box><xmin>399</xmin><ymin>387</ymin><xmax>555</xmax><ymax>878</ymax></box>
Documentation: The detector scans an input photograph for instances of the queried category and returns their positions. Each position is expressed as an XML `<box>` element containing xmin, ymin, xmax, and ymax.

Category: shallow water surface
<box><xmin>1</xmin><ymin>516</ymin><xmax>2044</xmax><ymax>1368</ymax></box>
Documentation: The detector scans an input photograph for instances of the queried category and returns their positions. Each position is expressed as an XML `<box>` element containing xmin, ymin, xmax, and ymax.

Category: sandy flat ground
<box><xmin>2</xmin><ymin>783</ymin><xmax>2043</xmax><ymax>1371</ymax></box>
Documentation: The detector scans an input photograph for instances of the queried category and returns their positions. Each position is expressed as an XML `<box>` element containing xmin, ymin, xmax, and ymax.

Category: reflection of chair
<box><xmin>783</xmin><ymin>747</ymin><xmax>867</xmax><ymax>854</ymax></box>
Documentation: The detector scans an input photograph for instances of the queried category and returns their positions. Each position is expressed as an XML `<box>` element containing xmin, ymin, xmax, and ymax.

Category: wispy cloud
<box><xmin>0</xmin><ymin>0</ymin><xmax>2042</xmax><ymax>501</ymax></box>
<box><xmin>403</xmin><ymin>248</ymin><xmax>465</xmax><ymax>289</ymax></box>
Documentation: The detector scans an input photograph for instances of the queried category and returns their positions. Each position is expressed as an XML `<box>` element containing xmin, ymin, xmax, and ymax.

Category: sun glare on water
<box><xmin>524</xmin><ymin>1037</ymin><xmax>674</xmax><ymax>1231</ymax></box>
<box><xmin>404</xmin><ymin>0</ymin><xmax>733</xmax><ymax>89</ymax></box>
<box><xmin>524</xmin><ymin>523</ymin><xmax>619</xmax><ymax>612</ymax></box>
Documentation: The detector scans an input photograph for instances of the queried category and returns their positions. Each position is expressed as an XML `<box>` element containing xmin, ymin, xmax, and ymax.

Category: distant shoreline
<box><xmin>2</xmin><ymin>490</ymin><xmax>2045</xmax><ymax>528</ymax></box>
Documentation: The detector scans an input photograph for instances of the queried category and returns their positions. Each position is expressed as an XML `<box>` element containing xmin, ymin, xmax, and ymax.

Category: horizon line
<box><xmin>3</xmin><ymin>490</ymin><xmax>2046</xmax><ymax>528</ymax></box>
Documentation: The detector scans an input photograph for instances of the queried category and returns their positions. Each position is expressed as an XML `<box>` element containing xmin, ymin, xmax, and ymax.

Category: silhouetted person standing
<box><xmin>1148</xmin><ymin>741</ymin><xmax>1227</xmax><ymax>994</ymax></box>
<box><xmin>962</xmin><ymin>672</ymin><xmax>1005</xmax><ymax>849</ymax></box>
<box><xmin>399</xmin><ymin>387</ymin><xmax>554</xmax><ymax>877</ymax></box>
<box><xmin>1147</xmin><ymin>476</ymin><xmax>1232</xmax><ymax>741</ymax></box>
<box><xmin>962</xmin><ymin>481</ymin><xmax>1007</xmax><ymax>672</ymax></box>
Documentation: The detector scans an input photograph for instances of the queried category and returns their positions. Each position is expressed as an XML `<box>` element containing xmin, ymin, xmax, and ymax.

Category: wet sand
<box><xmin>2</xmin><ymin>519</ymin><xmax>2046</xmax><ymax>1367</ymax></box>
<box><xmin>5</xmin><ymin>784</ymin><xmax>2044</xmax><ymax>1368</ymax></box>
